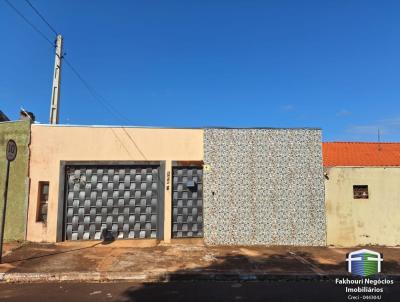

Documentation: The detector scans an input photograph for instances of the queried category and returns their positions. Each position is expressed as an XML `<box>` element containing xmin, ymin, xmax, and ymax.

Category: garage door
<box><xmin>64</xmin><ymin>164</ymin><xmax>162</xmax><ymax>240</ymax></box>
<box><xmin>172</xmin><ymin>166</ymin><xmax>203</xmax><ymax>238</ymax></box>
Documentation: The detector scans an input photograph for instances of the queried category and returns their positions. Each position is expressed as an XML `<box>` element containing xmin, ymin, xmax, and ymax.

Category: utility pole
<box><xmin>378</xmin><ymin>128</ymin><xmax>382</xmax><ymax>151</ymax></box>
<box><xmin>49</xmin><ymin>34</ymin><xmax>63</xmax><ymax>124</ymax></box>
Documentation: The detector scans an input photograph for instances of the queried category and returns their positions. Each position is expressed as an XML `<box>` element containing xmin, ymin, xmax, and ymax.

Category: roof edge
<box><xmin>31</xmin><ymin>123</ymin><xmax>321</xmax><ymax>130</ymax></box>
<box><xmin>324</xmin><ymin>165</ymin><xmax>400</xmax><ymax>168</ymax></box>
<box><xmin>323</xmin><ymin>141</ymin><xmax>400</xmax><ymax>144</ymax></box>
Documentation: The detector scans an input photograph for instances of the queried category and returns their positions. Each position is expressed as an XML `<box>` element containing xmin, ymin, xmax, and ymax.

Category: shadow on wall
<box><xmin>3</xmin><ymin>236</ymin><xmax>114</xmax><ymax>264</ymax></box>
<box><xmin>116</xmin><ymin>252</ymin><xmax>399</xmax><ymax>302</ymax></box>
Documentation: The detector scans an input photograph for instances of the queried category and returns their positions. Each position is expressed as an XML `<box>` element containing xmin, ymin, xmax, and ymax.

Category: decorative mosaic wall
<box><xmin>203</xmin><ymin>129</ymin><xmax>326</xmax><ymax>246</ymax></box>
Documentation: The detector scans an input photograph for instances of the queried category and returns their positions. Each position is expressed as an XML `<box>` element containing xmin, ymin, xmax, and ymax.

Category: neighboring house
<box><xmin>0</xmin><ymin>119</ymin><xmax>31</xmax><ymax>242</ymax></box>
<box><xmin>26</xmin><ymin>124</ymin><xmax>326</xmax><ymax>246</ymax></box>
<box><xmin>0</xmin><ymin>111</ymin><xmax>10</xmax><ymax>122</ymax></box>
<box><xmin>323</xmin><ymin>142</ymin><xmax>400</xmax><ymax>247</ymax></box>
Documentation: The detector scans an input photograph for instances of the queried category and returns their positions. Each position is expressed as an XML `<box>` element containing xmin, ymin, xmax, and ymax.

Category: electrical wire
<box><xmin>5</xmin><ymin>0</ymin><xmax>148</xmax><ymax>160</ymax></box>
<box><xmin>24</xmin><ymin>0</ymin><xmax>58</xmax><ymax>36</ymax></box>
<box><xmin>4</xmin><ymin>0</ymin><xmax>132</xmax><ymax>126</ymax></box>
<box><xmin>110</xmin><ymin>127</ymin><xmax>135</xmax><ymax>158</ymax></box>
<box><xmin>3</xmin><ymin>0</ymin><xmax>54</xmax><ymax>46</ymax></box>
<box><xmin>64</xmin><ymin>58</ymin><xmax>148</xmax><ymax>160</ymax></box>
<box><xmin>63</xmin><ymin>58</ymin><xmax>132</xmax><ymax>124</ymax></box>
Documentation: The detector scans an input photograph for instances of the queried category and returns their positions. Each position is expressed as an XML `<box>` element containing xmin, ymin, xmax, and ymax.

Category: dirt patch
<box><xmin>1</xmin><ymin>243</ymin><xmax>399</xmax><ymax>276</ymax></box>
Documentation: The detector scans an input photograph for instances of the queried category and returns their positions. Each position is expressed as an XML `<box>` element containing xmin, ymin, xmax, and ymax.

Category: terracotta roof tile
<box><xmin>323</xmin><ymin>142</ymin><xmax>400</xmax><ymax>167</ymax></box>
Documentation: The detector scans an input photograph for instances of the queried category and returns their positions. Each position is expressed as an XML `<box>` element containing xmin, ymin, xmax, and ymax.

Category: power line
<box><xmin>3</xmin><ymin>0</ymin><xmax>54</xmax><ymax>46</ymax></box>
<box><xmin>121</xmin><ymin>127</ymin><xmax>148</xmax><ymax>160</ymax></box>
<box><xmin>5</xmin><ymin>0</ymin><xmax>148</xmax><ymax>159</ymax></box>
<box><xmin>16</xmin><ymin>0</ymin><xmax>129</xmax><ymax>123</ymax></box>
<box><xmin>24</xmin><ymin>0</ymin><xmax>58</xmax><ymax>36</ymax></box>
<box><xmin>110</xmin><ymin>127</ymin><xmax>135</xmax><ymax>158</ymax></box>
<box><xmin>64</xmin><ymin>58</ymin><xmax>148</xmax><ymax>159</ymax></box>
<box><xmin>63</xmin><ymin>58</ymin><xmax>131</xmax><ymax>123</ymax></box>
<box><xmin>5</xmin><ymin>0</ymin><xmax>131</xmax><ymax>125</ymax></box>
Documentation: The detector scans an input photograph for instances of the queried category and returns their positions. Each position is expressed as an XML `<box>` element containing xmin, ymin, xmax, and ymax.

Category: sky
<box><xmin>1</xmin><ymin>0</ymin><xmax>400</xmax><ymax>141</ymax></box>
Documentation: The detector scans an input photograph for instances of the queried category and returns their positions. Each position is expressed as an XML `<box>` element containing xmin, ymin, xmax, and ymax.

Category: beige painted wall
<box><xmin>325</xmin><ymin>167</ymin><xmax>400</xmax><ymax>247</ymax></box>
<box><xmin>27</xmin><ymin>125</ymin><xmax>203</xmax><ymax>242</ymax></box>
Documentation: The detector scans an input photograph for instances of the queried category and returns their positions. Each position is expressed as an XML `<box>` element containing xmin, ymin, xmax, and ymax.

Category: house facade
<box><xmin>25</xmin><ymin>124</ymin><xmax>325</xmax><ymax>246</ymax></box>
<box><xmin>324</xmin><ymin>142</ymin><xmax>400</xmax><ymax>247</ymax></box>
<box><xmin>3</xmin><ymin>120</ymin><xmax>399</xmax><ymax>247</ymax></box>
<box><xmin>27</xmin><ymin>125</ymin><xmax>203</xmax><ymax>243</ymax></box>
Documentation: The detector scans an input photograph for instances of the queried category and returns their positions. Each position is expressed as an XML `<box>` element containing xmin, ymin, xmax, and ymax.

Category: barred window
<box><xmin>353</xmin><ymin>185</ymin><xmax>368</xmax><ymax>199</ymax></box>
<box><xmin>37</xmin><ymin>182</ymin><xmax>49</xmax><ymax>222</ymax></box>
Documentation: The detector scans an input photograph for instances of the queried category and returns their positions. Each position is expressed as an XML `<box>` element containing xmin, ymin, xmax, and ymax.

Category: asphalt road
<box><xmin>0</xmin><ymin>281</ymin><xmax>399</xmax><ymax>302</ymax></box>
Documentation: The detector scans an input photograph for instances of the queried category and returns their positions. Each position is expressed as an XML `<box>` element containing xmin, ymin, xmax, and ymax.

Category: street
<box><xmin>0</xmin><ymin>281</ymin><xmax>399</xmax><ymax>302</ymax></box>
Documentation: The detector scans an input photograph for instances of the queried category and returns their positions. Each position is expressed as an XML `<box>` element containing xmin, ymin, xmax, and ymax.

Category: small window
<box><xmin>37</xmin><ymin>182</ymin><xmax>49</xmax><ymax>222</ymax></box>
<box><xmin>353</xmin><ymin>185</ymin><xmax>368</xmax><ymax>199</ymax></box>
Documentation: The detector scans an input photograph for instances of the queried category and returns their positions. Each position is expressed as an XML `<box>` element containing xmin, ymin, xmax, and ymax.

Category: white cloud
<box><xmin>344</xmin><ymin>116</ymin><xmax>400</xmax><ymax>140</ymax></box>
<box><xmin>378</xmin><ymin>117</ymin><xmax>400</xmax><ymax>126</ymax></box>
<box><xmin>336</xmin><ymin>109</ymin><xmax>351</xmax><ymax>117</ymax></box>
<box><xmin>281</xmin><ymin>104</ymin><xmax>295</xmax><ymax>112</ymax></box>
<box><xmin>345</xmin><ymin>125</ymin><xmax>384</xmax><ymax>135</ymax></box>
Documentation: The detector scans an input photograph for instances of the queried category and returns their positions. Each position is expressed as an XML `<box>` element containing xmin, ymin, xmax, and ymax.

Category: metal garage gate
<box><xmin>64</xmin><ymin>164</ymin><xmax>162</xmax><ymax>240</ymax></box>
<box><xmin>172</xmin><ymin>166</ymin><xmax>203</xmax><ymax>238</ymax></box>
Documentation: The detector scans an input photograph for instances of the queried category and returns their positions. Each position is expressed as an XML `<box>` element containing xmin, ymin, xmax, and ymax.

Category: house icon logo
<box><xmin>346</xmin><ymin>249</ymin><xmax>383</xmax><ymax>277</ymax></box>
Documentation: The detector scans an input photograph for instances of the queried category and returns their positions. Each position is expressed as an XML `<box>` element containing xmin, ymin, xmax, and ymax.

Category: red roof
<box><xmin>323</xmin><ymin>142</ymin><xmax>400</xmax><ymax>167</ymax></box>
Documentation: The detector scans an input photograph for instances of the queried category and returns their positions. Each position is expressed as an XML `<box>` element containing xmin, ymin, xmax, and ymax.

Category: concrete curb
<box><xmin>1</xmin><ymin>272</ymin><xmax>400</xmax><ymax>283</ymax></box>
<box><xmin>0</xmin><ymin>272</ymin><xmax>153</xmax><ymax>283</ymax></box>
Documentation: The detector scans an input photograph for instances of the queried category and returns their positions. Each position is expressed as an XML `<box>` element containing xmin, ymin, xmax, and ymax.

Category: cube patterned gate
<box><xmin>64</xmin><ymin>164</ymin><xmax>161</xmax><ymax>240</ymax></box>
<box><xmin>172</xmin><ymin>166</ymin><xmax>203</xmax><ymax>238</ymax></box>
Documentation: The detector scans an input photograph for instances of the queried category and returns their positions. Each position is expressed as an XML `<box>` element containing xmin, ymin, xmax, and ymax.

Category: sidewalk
<box><xmin>0</xmin><ymin>242</ymin><xmax>399</xmax><ymax>282</ymax></box>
